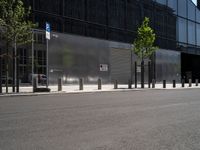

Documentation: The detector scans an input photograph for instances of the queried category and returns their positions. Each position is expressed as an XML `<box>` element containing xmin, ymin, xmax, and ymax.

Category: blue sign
<box><xmin>46</xmin><ymin>22</ymin><xmax>51</xmax><ymax>32</ymax></box>
<box><xmin>46</xmin><ymin>22</ymin><xmax>51</xmax><ymax>40</ymax></box>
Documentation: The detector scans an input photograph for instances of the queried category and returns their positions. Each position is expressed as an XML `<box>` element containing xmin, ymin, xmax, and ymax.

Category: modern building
<box><xmin>1</xmin><ymin>0</ymin><xmax>200</xmax><ymax>84</ymax></box>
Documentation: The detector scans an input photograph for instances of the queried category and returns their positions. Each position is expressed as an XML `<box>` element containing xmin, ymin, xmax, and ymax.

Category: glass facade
<box><xmin>25</xmin><ymin>0</ymin><xmax>200</xmax><ymax>53</ymax></box>
<box><xmin>25</xmin><ymin>0</ymin><xmax>177</xmax><ymax>50</ymax></box>
<box><xmin>156</xmin><ymin>0</ymin><xmax>200</xmax><ymax>53</ymax></box>
<box><xmin>1</xmin><ymin>0</ymin><xmax>199</xmax><ymax>84</ymax></box>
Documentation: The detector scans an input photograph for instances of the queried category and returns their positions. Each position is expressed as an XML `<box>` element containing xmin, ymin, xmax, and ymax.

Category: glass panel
<box><xmin>156</xmin><ymin>0</ymin><xmax>167</xmax><ymax>5</ymax></box>
<box><xmin>197</xmin><ymin>24</ymin><xmax>200</xmax><ymax>46</ymax></box>
<box><xmin>108</xmin><ymin>0</ymin><xmax>125</xmax><ymax>29</ymax></box>
<box><xmin>34</xmin><ymin>0</ymin><xmax>62</xmax><ymax>15</ymax></box>
<box><xmin>87</xmin><ymin>0</ymin><xmax>107</xmax><ymax>25</ymax></box>
<box><xmin>188</xmin><ymin>0</ymin><xmax>196</xmax><ymax>21</ymax></box>
<box><xmin>196</xmin><ymin>8</ymin><xmax>200</xmax><ymax>23</ymax></box>
<box><xmin>188</xmin><ymin>21</ymin><xmax>196</xmax><ymax>45</ymax></box>
<box><xmin>168</xmin><ymin>0</ymin><xmax>177</xmax><ymax>14</ymax></box>
<box><xmin>64</xmin><ymin>0</ymin><xmax>85</xmax><ymax>19</ymax></box>
<box><xmin>178</xmin><ymin>0</ymin><xmax>187</xmax><ymax>18</ymax></box>
<box><xmin>177</xmin><ymin>17</ymin><xmax>187</xmax><ymax>43</ymax></box>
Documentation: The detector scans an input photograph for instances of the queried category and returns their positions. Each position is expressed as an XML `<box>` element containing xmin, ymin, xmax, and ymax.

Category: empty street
<box><xmin>1</xmin><ymin>89</ymin><xmax>200</xmax><ymax>150</ymax></box>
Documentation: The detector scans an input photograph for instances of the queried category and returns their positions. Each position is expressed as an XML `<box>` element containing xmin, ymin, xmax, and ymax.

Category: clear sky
<box><xmin>192</xmin><ymin>0</ymin><xmax>197</xmax><ymax>5</ymax></box>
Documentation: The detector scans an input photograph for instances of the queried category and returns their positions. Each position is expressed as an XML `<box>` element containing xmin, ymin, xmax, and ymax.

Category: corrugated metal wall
<box><xmin>110</xmin><ymin>48</ymin><xmax>131</xmax><ymax>84</ymax></box>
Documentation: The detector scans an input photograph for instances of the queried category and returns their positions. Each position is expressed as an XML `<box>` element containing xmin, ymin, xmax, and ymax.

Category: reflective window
<box><xmin>108</xmin><ymin>0</ymin><xmax>125</xmax><ymax>29</ymax></box>
<box><xmin>35</xmin><ymin>0</ymin><xmax>62</xmax><ymax>15</ymax></box>
<box><xmin>156</xmin><ymin>0</ymin><xmax>167</xmax><ymax>5</ymax></box>
<box><xmin>168</xmin><ymin>0</ymin><xmax>177</xmax><ymax>14</ymax></box>
<box><xmin>177</xmin><ymin>17</ymin><xmax>187</xmax><ymax>43</ymax></box>
<box><xmin>64</xmin><ymin>0</ymin><xmax>85</xmax><ymax>19</ymax></box>
<box><xmin>178</xmin><ymin>0</ymin><xmax>187</xmax><ymax>17</ymax></box>
<box><xmin>87</xmin><ymin>0</ymin><xmax>107</xmax><ymax>25</ymax></box>
<box><xmin>188</xmin><ymin>0</ymin><xmax>195</xmax><ymax>21</ymax></box>
<box><xmin>196</xmin><ymin>8</ymin><xmax>200</xmax><ymax>23</ymax></box>
<box><xmin>188</xmin><ymin>21</ymin><xmax>196</xmax><ymax>45</ymax></box>
<box><xmin>197</xmin><ymin>24</ymin><xmax>200</xmax><ymax>46</ymax></box>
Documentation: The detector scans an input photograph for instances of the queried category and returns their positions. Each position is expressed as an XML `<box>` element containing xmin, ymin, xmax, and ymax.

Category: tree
<box><xmin>0</xmin><ymin>0</ymin><xmax>36</xmax><ymax>93</ymax></box>
<box><xmin>133</xmin><ymin>17</ymin><xmax>158</xmax><ymax>88</ymax></box>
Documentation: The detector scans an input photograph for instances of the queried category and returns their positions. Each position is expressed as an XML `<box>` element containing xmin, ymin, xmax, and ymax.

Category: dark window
<box><xmin>156</xmin><ymin>0</ymin><xmax>167</xmax><ymax>5</ymax></box>
<box><xmin>87</xmin><ymin>0</ymin><xmax>107</xmax><ymax>25</ymax></box>
<box><xmin>108</xmin><ymin>0</ymin><xmax>126</xmax><ymax>29</ymax></box>
<box><xmin>178</xmin><ymin>0</ymin><xmax>187</xmax><ymax>18</ymax></box>
<box><xmin>177</xmin><ymin>17</ymin><xmax>187</xmax><ymax>43</ymax></box>
<box><xmin>167</xmin><ymin>0</ymin><xmax>177</xmax><ymax>14</ymax></box>
<box><xmin>64</xmin><ymin>0</ymin><xmax>85</xmax><ymax>20</ymax></box>
<box><xmin>188</xmin><ymin>21</ymin><xmax>196</xmax><ymax>45</ymax></box>
<box><xmin>188</xmin><ymin>0</ymin><xmax>195</xmax><ymax>21</ymax></box>
<box><xmin>197</xmin><ymin>24</ymin><xmax>200</xmax><ymax>46</ymax></box>
<box><xmin>196</xmin><ymin>8</ymin><xmax>200</xmax><ymax>23</ymax></box>
<box><xmin>35</xmin><ymin>0</ymin><xmax>63</xmax><ymax>15</ymax></box>
<box><xmin>126</xmin><ymin>2</ymin><xmax>140</xmax><ymax>31</ymax></box>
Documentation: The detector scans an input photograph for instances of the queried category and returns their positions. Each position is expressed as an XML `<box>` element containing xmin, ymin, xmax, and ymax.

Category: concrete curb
<box><xmin>0</xmin><ymin>87</ymin><xmax>200</xmax><ymax>97</ymax></box>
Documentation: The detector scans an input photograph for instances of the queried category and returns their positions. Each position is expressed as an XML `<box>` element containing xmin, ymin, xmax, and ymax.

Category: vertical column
<box><xmin>163</xmin><ymin>80</ymin><xmax>166</xmax><ymax>89</ymax></box>
<box><xmin>114</xmin><ymin>80</ymin><xmax>118</xmax><ymax>89</ymax></box>
<box><xmin>58</xmin><ymin>78</ymin><xmax>63</xmax><ymax>91</ymax></box>
<box><xmin>79</xmin><ymin>78</ymin><xmax>84</xmax><ymax>90</ymax></box>
<box><xmin>173</xmin><ymin>80</ymin><xmax>176</xmax><ymax>88</ymax></box>
<box><xmin>16</xmin><ymin>51</ymin><xmax>19</xmax><ymax>93</ymax></box>
<box><xmin>141</xmin><ymin>61</ymin><xmax>144</xmax><ymax>88</ymax></box>
<box><xmin>98</xmin><ymin>78</ymin><xmax>102</xmax><ymax>90</ymax></box>
<box><xmin>148</xmin><ymin>61</ymin><xmax>151</xmax><ymax>88</ymax></box>
<box><xmin>135</xmin><ymin>61</ymin><xmax>137</xmax><ymax>88</ymax></box>
<box><xmin>12</xmin><ymin>49</ymin><xmax>15</xmax><ymax>93</ymax></box>
<box><xmin>0</xmin><ymin>49</ymin><xmax>2</xmax><ymax>94</ymax></box>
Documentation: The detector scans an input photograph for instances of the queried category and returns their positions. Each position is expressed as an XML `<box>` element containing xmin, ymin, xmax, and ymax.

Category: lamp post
<box><xmin>31</xmin><ymin>29</ymin><xmax>34</xmax><ymax>86</ymax></box>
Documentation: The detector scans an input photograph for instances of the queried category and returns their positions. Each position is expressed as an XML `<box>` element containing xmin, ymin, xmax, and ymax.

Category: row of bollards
<box><xmin>53</xmin><ymin>78</ymin><xmax>200</xmax><ymax>92</ymax></box>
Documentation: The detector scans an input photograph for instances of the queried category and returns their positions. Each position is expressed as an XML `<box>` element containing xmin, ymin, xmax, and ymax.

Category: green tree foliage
<box><xmin>0</xmin><ymin>0</ymin><xmax>36</xmax><ymax>92</ymax></box>
<box><xmin>0</xmin><ymin>0</ymin><xmax>36</xmax><ymax>46</ymax></box>
<box><xmin>133</xmin><ymin>17</ymin><xmax>158</xmax><ymax>61</ymax></box>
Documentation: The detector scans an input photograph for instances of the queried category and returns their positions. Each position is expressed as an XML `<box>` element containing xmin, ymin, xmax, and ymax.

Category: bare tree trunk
<box><xmin>12</xmin><ymin>47</ymin><xmax>15</xmax><ymax>92</ymax></box>
<box><xmin>141</xmin><ymin>60</ymin><xmax>144</xmax><ymax>88</ymax></box>
<box><xmin>0</xmin><ymin>48</ymin><xmax>2</xmax><ymax>94</ymax></box>
<box><xmin>12</xmin><ymin>36</ymin><xmax>17</xmax><ymax>92</ymax></box>
<box><xmin>16</xmin><ymin>47</ymin><xmax>19</xmax><ymax>93</ymax></box>
<box><xmin>141</xmin><ymin>50</ymin><xmax>144</xmax><ymax>88</ymax></box>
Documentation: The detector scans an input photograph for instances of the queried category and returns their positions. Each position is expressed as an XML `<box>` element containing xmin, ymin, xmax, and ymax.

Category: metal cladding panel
<box><xmin>155</xmin><ymin>49</ymin><xmax>181</xmax><ymax>82</ymax></box>
<box><xmin>48</xmin><ymin>32</ymin><xmax>110</xmax><ymax>84</ymax></box>
<box><xmin>110</xmin><ymin>48</ymin><xmax>131</xmax><ymax>84</ymax></box>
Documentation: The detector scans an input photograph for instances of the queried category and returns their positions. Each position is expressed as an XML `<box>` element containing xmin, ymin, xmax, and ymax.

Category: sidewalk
<box><xmin>1</xmin><ymin>83</ymin><xmax>200</xmax><ymax>97</ymax></box>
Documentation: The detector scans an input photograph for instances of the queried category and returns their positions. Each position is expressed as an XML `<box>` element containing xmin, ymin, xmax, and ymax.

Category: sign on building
<box><xmin>46</xmin><ymin>22</ymin><xmax>51</xmax><ymax>40</ymax></box>
<box><xmin>100</xmin><ymin>64</ymin><xmax>108</xmax><ymax>72</ymax></box>
<box><xmin>137</xmin><ymin>66</ymin><xmax>141</xmax><ymax>73</ymax></box>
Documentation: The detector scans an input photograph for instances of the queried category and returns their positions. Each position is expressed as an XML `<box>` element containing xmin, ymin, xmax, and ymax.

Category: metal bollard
<box><xmin>182</xmin><ymin>79</ymin><xmax>185</xmax><ymax>88</ymax></box>
<box><xmin>173</xmin><ymin>80</ymin><xmax>176</xmax><ymax>88</ymax></box>
<box><xmin>33</xmin><ymin>76</ymin><xmax>38</xmax><ymax>93</ymax></box>
<box><xmin>114</xmin><ymin>80</ymin><xmax>118</xmax><ymax>89</ymax></box>
<box><xmin>79</xmin><ymin>78</ymin><xmax>84</xmax><ymax>90</ymax></box>
<box><xmin>58</xmin><ymin>78</ymin><xmax>62</xmax><ymax>91</ymax></box>
<box><xmin>163</xmin><ymin>80</ymin><xmax>166</xmax><ymax>88</ymax></box>
<box><xmin>189</xmin><ymin>79</ymin><xmax>192</xmax><ymax>87</ymax></box>
<box><xmin>98</xmin><ymin>78</ymin><xmax>102</xmax><ymax>90</ymax></box>
<box><xmin>148</xmin><ymin>61</ymin><xmax>151</xmax><ymax>88</ymax></box>
<box><xmin>152</xmin><ymin>79</ymin><xmax>155</xmax><ymax>88</ymax></box>
<box><xmin>135</xmin><ymin>61</ymin><xmax>137</xmax><ymax>89</ymax></box>
<box><xmin>128</xmin><ymin>79</ymin><xmax>132</xmax><ymax>89</ymax></box>
<box><xmin>195</xmin><ymin>79</ymin><xmax>199</xmax><ymax>86</ymax></box>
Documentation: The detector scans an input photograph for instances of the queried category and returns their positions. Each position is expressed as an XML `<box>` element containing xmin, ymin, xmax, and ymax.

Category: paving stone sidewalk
<box><xmin>1</xmin><ymin>83</ymin><xmax>200</xmax><ymax>97</ymax></box>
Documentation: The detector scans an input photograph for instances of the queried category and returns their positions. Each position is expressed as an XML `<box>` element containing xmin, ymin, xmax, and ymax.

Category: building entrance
<box><xmin>181</xmin><ymin>53</ymin><xmax>200</xmax><ymax>82</ymax></box>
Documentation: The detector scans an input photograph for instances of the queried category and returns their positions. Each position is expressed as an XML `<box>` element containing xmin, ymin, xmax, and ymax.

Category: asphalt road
<box><xmin>1</xmin><ymin>89</ymin><xmax>200</xmax><ymax>150</ymax></box>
